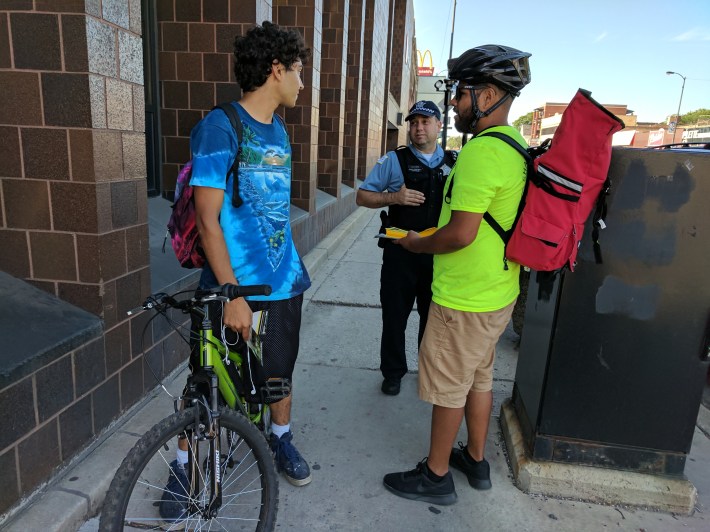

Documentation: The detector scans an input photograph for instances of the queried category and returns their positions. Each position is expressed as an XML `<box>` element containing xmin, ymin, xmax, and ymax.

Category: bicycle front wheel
<box><xmin>100</xmin><ymin>406</ymin><xmax>278</xmax><ymax>531</ymax></box>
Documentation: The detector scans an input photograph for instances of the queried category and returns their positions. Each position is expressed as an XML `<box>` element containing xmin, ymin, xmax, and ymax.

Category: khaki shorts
<box><xmin>418</xmin><ymin>301</ymin><xmax>515</xmax><ymax>408</ymax></box>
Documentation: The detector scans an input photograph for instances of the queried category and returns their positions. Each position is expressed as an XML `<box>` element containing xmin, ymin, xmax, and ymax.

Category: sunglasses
<box><xmin>450</xmin><ymin>81</ymin><xmax>487</xmax><ymax>101</ymax></box>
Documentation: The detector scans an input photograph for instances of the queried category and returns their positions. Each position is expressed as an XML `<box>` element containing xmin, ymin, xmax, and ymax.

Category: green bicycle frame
<box><xmin>199</xmin><ymin>325</ymin><xmax>265</xmax><ymax>425</ymax></box>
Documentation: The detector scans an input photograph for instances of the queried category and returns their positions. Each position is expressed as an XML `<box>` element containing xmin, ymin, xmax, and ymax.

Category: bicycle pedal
<box><xmin>260</xmin><ymin>378</ymin><xmax>291</xmax><ymax>404</ymax></box>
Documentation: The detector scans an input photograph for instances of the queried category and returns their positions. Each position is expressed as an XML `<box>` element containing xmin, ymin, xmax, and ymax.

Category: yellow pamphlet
<box><xmin>375</xmin><ymin>226</ymin><xmax>437</xmax><ymax>239</ymax></box>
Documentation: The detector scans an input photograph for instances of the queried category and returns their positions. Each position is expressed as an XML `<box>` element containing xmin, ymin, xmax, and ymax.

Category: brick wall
<box><xmin>157</xmin><ymin>0</ymin><xmax>273</xmax><ymax>196</ymax></box>
<box><xmin>358</xmin><ymin>0</ymin><xmax>390</xmax><ymax>175</ymax></box>
<box><xmin>0</xmin><ymin>1</ymin><xmax>188</xmax><ymax>514</ymax></box>
<box><xmin>395</xmin><ymin>0</ymin><xmax>415</xmax><ymax>147</ymax></box>
<box><xmin>342</xmin><ymin>0</ymin><xmax>365</xmax><ymax>187</ymax></box>
<box><xmin>317</xmin><ymin>0</ymin><xmax>348</xmax><ymax>198</ymax></box>
<box><xmin>0</xmin><ymin>2</ymin><xmax>149</xmax><ymax>316</ymax></box>
<box><xmin>274</xmin><ymin>0</ymin><xmax>322</xmax><ymax>213</ymax></box>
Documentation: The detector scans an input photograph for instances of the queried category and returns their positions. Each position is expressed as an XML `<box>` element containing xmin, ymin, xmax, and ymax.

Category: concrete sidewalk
<box><xmin>4</xmin><ymin>207</ymin><xmax>710</xmax><ymax>531</ymax></box>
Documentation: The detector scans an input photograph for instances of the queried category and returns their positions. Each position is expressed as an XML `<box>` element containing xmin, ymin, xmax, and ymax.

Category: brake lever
<box><xmin>127</xmin><ymin>293</ymin><xmax>171</xmax><ymax>316</ymax></box>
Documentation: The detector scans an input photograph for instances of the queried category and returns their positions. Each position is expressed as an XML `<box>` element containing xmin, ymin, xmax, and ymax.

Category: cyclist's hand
<box><xmin>394</xmin><ymin>230</ymin><xmax>421</xmax><ymax>252</ymax></box>
<box><xmin>223</xmin><ymin>297</ymin><xmax>252</xmax><ymax>341</ymax></box>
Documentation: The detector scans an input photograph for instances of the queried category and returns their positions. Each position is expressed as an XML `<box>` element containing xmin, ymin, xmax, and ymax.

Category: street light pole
<box><xmin>666</xmin><ymin>71</ymin><xmax>686</xmax><ymax>144</ymax></box>
<box><xmin>441</xmin><ymin>0</ymin><xmax>456</xmax><ymax>150</ymax></box>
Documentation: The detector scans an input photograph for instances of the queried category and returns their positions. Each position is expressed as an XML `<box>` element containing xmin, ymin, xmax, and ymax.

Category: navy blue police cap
<box><xmin>405</xmin><ymin>100</ymin><xmax>442</xmax><ymax>121</ymax></box>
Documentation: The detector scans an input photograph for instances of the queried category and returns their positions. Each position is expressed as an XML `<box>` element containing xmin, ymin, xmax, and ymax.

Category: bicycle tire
<box><xmin>100</xmin><ymin>406</ymin><xmax>278</xmax><ymax>531</ymax></box>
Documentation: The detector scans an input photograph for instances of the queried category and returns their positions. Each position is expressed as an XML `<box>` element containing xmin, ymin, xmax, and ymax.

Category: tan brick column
<box><xmin>358</xmin><ymin>0</ymin><xmax>389</xmax><ymax>175</ymax></box>
<box><xmin>0</xmin><ymin>2</ymin><xmax>149</xmax><ymax>324</ymax></box>
<box><xmin>317</xmin><ymin>0</ymin><xmax>348</xmax><ymax>198</ymax></box>
<box><xmin>273</xmin><ymin>0</ymin><xmax>323</xmax><ymax>213</ymax></box>
<box><xmin>342</xmin><ymin>0</ymin><xmax>366</xmax><ymax>187</ymax></box>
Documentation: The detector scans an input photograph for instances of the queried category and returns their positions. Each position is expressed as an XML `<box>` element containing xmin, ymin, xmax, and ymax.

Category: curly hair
<box><xmin>233</xmin><ymin>21</ymin><xmax>311</xmax><ymax>92</ymax></box>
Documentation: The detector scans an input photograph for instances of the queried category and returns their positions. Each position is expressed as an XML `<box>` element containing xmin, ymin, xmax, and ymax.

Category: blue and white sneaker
<box><xmin>269</xmin><ymin>431</ymin><xmax>312</xmax><ymax>486</ymax></box>
<box><xmin>159</xmin><ymin>460</ymin><xmax>190</xmax><ymax>529</ymax></box>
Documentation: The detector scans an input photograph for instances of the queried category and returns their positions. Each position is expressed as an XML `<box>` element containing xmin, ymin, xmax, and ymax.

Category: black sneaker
<box><xmin>449</xmin><ymin>442</ymin><xmax>492</xmax><ymax>490</ymax></box>
<box><xmin>383</xmin><ymin>459</ymin><xmax>457</xmax><ymax>505</ymax></box>
<box><xmin>381</xmin><ymin>378</ymin><xmax>401</xmax><ymax>396</ymax></box>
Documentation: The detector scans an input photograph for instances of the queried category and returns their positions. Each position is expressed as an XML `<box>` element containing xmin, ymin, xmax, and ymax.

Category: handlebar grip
<box><xmin>222</xmin><ymin>284</ymin><xmax>272</xmax><ymax>299</ymax></box>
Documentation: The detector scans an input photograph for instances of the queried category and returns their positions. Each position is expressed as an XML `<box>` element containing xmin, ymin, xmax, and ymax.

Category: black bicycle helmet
<box><xmin>448</xmin><ymin>44</ymin><xmax>531</xmax><ymax>97</ymax></box>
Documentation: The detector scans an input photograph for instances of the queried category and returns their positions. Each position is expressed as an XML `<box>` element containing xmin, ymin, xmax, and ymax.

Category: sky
<box><xmin>412</xmin><ymin>0</ymin><xmax>710</xmax><ymax>124</ymax></box>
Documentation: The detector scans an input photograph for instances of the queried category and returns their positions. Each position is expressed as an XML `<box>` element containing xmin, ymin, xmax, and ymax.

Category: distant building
<box><xmin>531</xmin><ymin>102</ymin><xmax>630</xmax><ymax>146</ymax></box>
<box><xmin>682</xmin><ymin>125</ymin><xmax>710</xmax><ymax>144</ymax></box>
<box><xmin>529</xmin><ymin>101</ymin><xmax>690</xmax><ymax>148</ymax></box>
<box><xmin>517</xmin><ymin>123</ymin><xmax>532</xmax><ymax>145</ymax></box>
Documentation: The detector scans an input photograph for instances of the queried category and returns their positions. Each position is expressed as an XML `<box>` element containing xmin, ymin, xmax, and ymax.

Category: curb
<box><xmin>698</xmin><ymin>402</ymin><xmax>710</xmax><ymax>438</ymax></box>
<box><xmin>500</xmin><ymin>399</ymin><xmax>698</xmax><ymax>516</ymax></box>
<box><xmin>303</xmin><ymin>206</ymin><xmax>374</xmax><ymax>276</ymax></box>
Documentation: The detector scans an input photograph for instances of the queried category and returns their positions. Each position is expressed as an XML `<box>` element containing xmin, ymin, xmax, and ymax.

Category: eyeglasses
<box><xmin>450</xmin><ymin>81</ymin><xmax>486</xmax><ymax>101</ymax></box>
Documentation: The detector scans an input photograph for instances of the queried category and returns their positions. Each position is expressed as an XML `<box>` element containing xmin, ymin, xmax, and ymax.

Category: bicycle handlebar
<box><xmin>126</xmin><ymin>283</ymin><xmax>272</xmax><ymax>316</ymax></box>
<box><xmin>220</xmin><ymin>284</ymin><xmax>272</xmax><ymax>299</ymax></box>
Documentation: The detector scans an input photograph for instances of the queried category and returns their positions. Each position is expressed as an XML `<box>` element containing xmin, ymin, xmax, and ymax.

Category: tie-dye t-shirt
<box><xmin>189</xmin><ymin>102</ymin><xmax>311</xmax><ymax>301</ymax></box>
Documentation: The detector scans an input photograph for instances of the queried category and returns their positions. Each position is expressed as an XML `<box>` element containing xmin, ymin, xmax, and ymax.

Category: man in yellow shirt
<box><xmin>383</xmin><ymin>44</ymin><xmax>532</xmax><ymax>505</ymax></box>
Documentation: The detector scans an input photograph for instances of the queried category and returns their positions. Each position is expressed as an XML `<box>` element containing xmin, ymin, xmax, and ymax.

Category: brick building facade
<box><xmin>0</xmin><ymin>0</ymin><xmax>417</xmax><ymax>515</ymax></box>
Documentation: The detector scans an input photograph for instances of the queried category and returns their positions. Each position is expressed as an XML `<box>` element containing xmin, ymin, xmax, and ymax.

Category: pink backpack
<box><xmin>164</xmin><ymin>103</ymin><xmax>244</xmax><ymax>269</ymax></box>
<box><xmin>166</xmin><ymin>160</ymin><xmax>204</xmax><ymax>268</ymax></box>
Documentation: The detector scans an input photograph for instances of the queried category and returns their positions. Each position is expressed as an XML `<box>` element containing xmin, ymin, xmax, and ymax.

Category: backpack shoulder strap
<box><xmin>213</xmin><ymin>102</ymin><xmax>244</xmax><ymax>208</ymax></box>
<box><xmin>479</xmin><ymin>131</ymin><xmax>532</xmax><ymax>243</ymax></box>
<box><xmin>393</xmin><ymin>145</ymin><xmax>409</xmax><ymax>177</ymax></box>
<box><xmin>214</xmin><ymin>102</ymin><xmax>243</xmax><ymax>143</ymax></box>
<box><xmin>272</xmin><ymin>113</ymin><xmax>287</xmax><ymax>131</ymax></box>
<box><xmin>480</xmin><ymin>131</ymin><xmax>532</xmax><ymax>164</ymax></box>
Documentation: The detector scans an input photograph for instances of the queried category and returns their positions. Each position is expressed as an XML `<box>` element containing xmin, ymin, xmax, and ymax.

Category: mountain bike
<box><xmin>100</xmin><ymin>283</ymin><xmax>289</xmax><ymax>531</ymax></box>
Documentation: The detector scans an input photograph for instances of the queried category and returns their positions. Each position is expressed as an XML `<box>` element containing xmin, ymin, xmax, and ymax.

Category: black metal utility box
<box><xmin>513</xmin><ymin>147</ymin><xmax>710</xmax><ymax>476</ymax></box>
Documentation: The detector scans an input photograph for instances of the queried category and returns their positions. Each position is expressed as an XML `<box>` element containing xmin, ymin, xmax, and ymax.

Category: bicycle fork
<box><xmin>183</xmin><ymin>369</ymin><xmax>223</xmax><ymax>520</ymax></box>
<box><xmin>206</xmin><ymin>370</ymin><xmax>222</xmax><ymax>518</ymax></box>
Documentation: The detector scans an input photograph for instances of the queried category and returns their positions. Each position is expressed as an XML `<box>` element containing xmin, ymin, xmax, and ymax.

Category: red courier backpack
<box><xmin>164</xmin><ymin>103</ymin><xmax>244</xmax><ymax>269</ymax></box>
<box><xmin>470</xmin><ymin>89</ymin><xmax>625</xmax><ymax>272</ymax></box>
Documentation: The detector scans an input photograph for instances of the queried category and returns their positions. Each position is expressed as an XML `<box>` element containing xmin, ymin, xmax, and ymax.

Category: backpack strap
<box><xmin>444</xmin><ymin>131</ymin><xmax>530</xmax><ymax>243</ymax></box>
<box><xmin>444</xmin><ymin>149</ymin><xmax>458</xmax><ymax>165</ymax></box>
<box><xmin>480</xmin><ymin>131</ymin><xmax>532</xmax><ymax>163</ymax></box>
<box><xmin>444</xmin><ymin>131</ymin><xmax>530</xmax><ymax>202</ymax></box>
<box><xmin>479</xmin><ymin>131</ymin><xmax>532</xmax><ymax>244</ymax></box>
<box><xmin>393</xmin><ymin>145</ymin><xmax>409</xmax><ymax>177</ymax></box>
<box><xmin>213</xmin><ymin>102</ymin><xmax>244</xmax><ymax>208</ymax></box>
<box><xmin>272</xmin><ymin>113</ymin><xmax>287</xmax><ymax>131</ymax></box>
<box><xmin>437</xmin><ymin>131</ymin><xmax>525</xmax><ymax>269</ymax></box>
<box><xmin>591</xmin><ymin>177</ymin><xmax>610</xmax><ymax>264</ymax></box>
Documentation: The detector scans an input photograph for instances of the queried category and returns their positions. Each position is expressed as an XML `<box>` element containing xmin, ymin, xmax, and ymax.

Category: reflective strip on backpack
<box><xmin>537</xmin><ymin>163</ymin><xmax>583</xmax><ymax>194</ymax></box>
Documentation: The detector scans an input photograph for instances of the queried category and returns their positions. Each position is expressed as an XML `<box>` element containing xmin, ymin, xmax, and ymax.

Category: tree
<box><xmin>513</xmin><ymin>112</ymin><xmax>533</xmax><ymax>128</ymax></box>
<box><xmin>680</xmin><ymin>109</ymin><xmax>710</xmax><ymax>125</ymax></box>
<box><xmin>446</xmin><ymin>136</ymin><xmax>462</xmax><ymax>150</ymax></box>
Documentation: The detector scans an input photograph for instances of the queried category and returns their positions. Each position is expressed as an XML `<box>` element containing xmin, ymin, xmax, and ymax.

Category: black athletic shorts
<box><xmin>190</xmin><ymin>294</ymin><xmax>303</xmax><ymax>381</ymax></box>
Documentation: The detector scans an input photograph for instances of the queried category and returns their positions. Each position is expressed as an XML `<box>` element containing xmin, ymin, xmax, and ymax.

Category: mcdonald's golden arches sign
<box><xmin>417</xmin><ymin>49</ymin><xmax>434</xmax><ymax>76</ymax></box>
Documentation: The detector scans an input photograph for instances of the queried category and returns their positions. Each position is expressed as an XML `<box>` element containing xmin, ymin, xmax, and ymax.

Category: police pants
<box><xmin>379</xmin><ymin>243</ymin><xmax>433</xmax><ymax>381</ymax></box>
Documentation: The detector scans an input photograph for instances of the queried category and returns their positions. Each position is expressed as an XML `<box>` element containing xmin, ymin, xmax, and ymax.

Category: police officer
<box><xmin>356</xmin><ymin>100</ymin><xmax>457</xmax><ymax>396</ymax></box>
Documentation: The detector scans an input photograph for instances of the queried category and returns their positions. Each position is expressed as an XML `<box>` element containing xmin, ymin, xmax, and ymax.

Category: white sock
<box><xmin>177</xmin><ymin>449</ymin><xmax>189</xmax><ymax>466</ymax></box>
<box><xmin>271</xmin><ymin>422</ymin><xmax>290</xmax><ymax>438</ymax></box>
